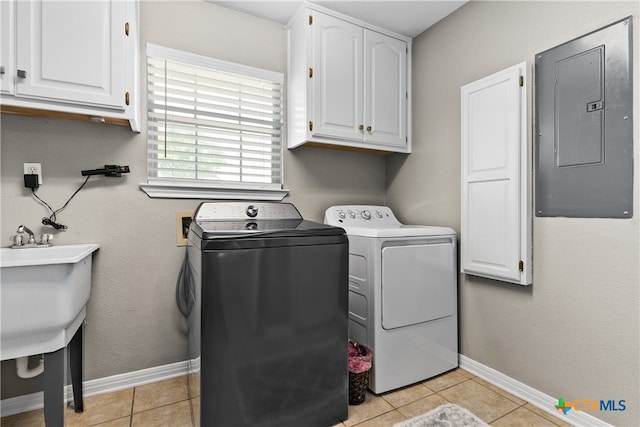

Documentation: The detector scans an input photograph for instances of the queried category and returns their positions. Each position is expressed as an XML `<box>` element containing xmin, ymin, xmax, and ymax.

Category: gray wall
<box><xmin>0</xmin><ymin>1</ymin><xmax>385</xmax><ymax>398</ymax></box>
<box><xmin>386</xmin><ymin>1</ymin><xmax>639</xmax><ymax>425</ymax></box>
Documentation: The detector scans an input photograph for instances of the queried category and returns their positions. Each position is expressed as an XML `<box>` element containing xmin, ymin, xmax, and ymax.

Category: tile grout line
<box><xmin>466</xmin><ymin>376</ymin><xmax>563</xmax><ymax>426</ymax></box>
<box><xmin>454</xmin><ymin>376</ymin><xmax>528</xmax><ymax>425</ymax></box>
<box><xmin>352</xmin><ymin>377</ymin><xmax>472</xmax><ymax>426</ymax></box>
<box><xmin>129</xmin><ymin>386</ymin><xmax>136</xmax><ymax>427</ymax></box>
<box><xmin>487</xmin><ymin>402</ymin><xmax>527</xmax><ymax>425</ymax></box>
<box><xmin>470</xmin><ymin>377</ymin><xmax>527</xmax><ymax>406</ymax></box>
<box><xmin>425</xmin><ymin>376</ymin><xmax>472</xmax><ymax>394</ymax></box>
<box><xmin>426</xmin><ymin>376</ymin><xmax>527</xmax><ymax>426</ymax></box>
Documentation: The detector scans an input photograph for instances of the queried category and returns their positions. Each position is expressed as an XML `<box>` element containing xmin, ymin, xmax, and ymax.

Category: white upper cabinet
<box><xmin>0</xmin><ymin>0</ymin><xmax>139</xmax><ymax>131</ymax></box>
<box><xmin>364</xmin><ymin>30</ymin><xmax>407</xmax><ymax>148</ymax></box>
<box><xmin>1</xmin><ymin>1</ymin><xmax>15</xmax><ymax>96</ymax></box>
<box><xmin>460</xmin><ymin>62</ymin><xmax>532</xmax><ymax>286</ymax></box>
<box><xmin>287</xmin><ymin>6</ymin><xmax>411</xmax><ymax>153</ymax></box>
<box><xmin>309</xmin><ymin>13</ymin><xmax>364</xmax><ymax>141</ymax></box>
<box><xmin>310</xmin><ymin>12</ymin><xmax>363</xmax><ymax>142</ymax></box>
<box><xmin>15</xmin><ymin>1</ymin><xmax>125</xmax><ymax>109</ymax></box>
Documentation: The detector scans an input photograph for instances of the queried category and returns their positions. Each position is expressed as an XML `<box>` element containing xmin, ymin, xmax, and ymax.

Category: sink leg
<box><xmin>43</xmin><ymin>348</ymin><xmax>65</xmax><ymax>427</ymax></box>
<box><xmin>69</xmin><ymin>325</ymin><xmax>84</xmax><ymax>412</ymax></box>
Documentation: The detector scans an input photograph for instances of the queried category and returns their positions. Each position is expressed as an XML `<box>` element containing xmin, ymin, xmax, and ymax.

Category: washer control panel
<box><xmin>324</xmin><ymin>205</ymin><xmax>400</xmax><ymax>226</ymax></box>
<box><xmin>195</xmin><ymin>202</ymin><xmax>302</xmax><ymax>221</ymax></box>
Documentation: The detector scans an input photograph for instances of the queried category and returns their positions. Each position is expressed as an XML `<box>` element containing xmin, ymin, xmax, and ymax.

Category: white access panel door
<box><xmin>1</xmin><ymin>0</ymin><xmax>15</xmax><ymax>95</ymax></box>
<box><xmin>311</xmin><ymin>12</ymin><xmax>363</xmax><ymax>141</ymax></box>
<box><xmin>364</xmin><ymin>30</ymin><xmax>406</xmax><ymax>147</ymax></box>
<box><xmin>461</xmin><ymin>62</ymin><xmax>531</xmax><ymax>285</ymax></box>
<box><xmin>15</xmin><ymin>0</ymin><xmax>125</xmax><ymax>110</ymax></box>
<box><xmin>381</xmin><ymin>243</ymin><xmax>455</xmax><ymax>330</ymax></box>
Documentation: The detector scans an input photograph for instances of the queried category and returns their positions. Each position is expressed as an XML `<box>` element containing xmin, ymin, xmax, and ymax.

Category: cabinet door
<box><xmin>311</xmin><ymin>12</ymin><xmax>363</xmax><ymax>141</ymax></box>
<box><xmin>460</xmin><ymin>62</ymin><xmax>531</xmax><ymax>285</ymax></box>
<box><xmin>0</xmin><ymin>0</ymin><xmax>14</xmax><ymax>95</ymax></box>
<box><xmin>15</xmin><ymin>0</ymin><xmax>125</xmax><ymax>110</ymax></box>
<box><xmin>364</xmin><ymin>31</ymin><xmax>406</xmax><ymax>147</ymax></box>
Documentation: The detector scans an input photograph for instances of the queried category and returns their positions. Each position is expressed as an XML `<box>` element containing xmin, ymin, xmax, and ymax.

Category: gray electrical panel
<box><xmin>535</xmin><ymin>17</ymin><xmax>633</xmax><ymax>218</ymax></box>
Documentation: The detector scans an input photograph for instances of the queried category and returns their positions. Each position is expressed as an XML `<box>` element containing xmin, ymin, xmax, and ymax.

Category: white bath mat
<box><xmin>393</xmin><ymin>403</ymin><xmax>489</xmax><ymax>427</ymax></box>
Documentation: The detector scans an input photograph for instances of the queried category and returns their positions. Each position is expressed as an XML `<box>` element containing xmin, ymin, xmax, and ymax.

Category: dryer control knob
<box><xmin>338</xmin><ymin>210</ymin><xmax>346</xmax><ymax>219</ymax></box>
<box><xmin>361</xmin><ymin>210</ymin><xmax>372</xmax><ymax>220</ymax></box>
<box><xmin>246</xmin><ymin>205</ymin><xmax>258</xmax><ymax>218</ymax></box>
<box><xmin>376</xmin><ymin>211</ymin><xmax>384</xmax><ymax>218</ymax></box>
<box><xmin>348</xmin><ymin>210</ymin><xmax>356</xmax><ymax>219</ymax></box>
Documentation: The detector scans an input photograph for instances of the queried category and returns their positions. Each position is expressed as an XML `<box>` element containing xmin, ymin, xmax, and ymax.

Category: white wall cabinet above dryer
<box><xmin>460</xmin><ymin>62</ymin><xmax>532</xmax><ymax>286</ymax></box>
<box><xmin>0</xmin><ymin>0</ymin><xmax>140</xmax><ymax>131</ymax></box>
<box><xmin>287</xmin><ymin>6</ymin><xmax>411</xmax><ymax>154</ymax></box>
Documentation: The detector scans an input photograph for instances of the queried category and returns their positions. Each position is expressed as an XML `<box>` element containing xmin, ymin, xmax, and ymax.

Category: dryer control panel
<box><xmin>324</xmin><ymin>205</ymin><xmax>399</xmax><ymax>226</ymax></box>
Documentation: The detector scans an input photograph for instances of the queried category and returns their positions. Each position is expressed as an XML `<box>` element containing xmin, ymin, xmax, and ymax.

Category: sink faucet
<box><xmin>12</xmin><ymin>225</ymin><xmax>51</xmax><ymax>248</ymax></box>
<box><xmin>16</xmin><ymin>225</ymin><xmax>36</xmax><ymax>245</ymax></box>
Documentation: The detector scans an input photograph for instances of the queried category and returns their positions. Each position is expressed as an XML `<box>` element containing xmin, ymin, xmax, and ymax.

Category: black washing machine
<box><xmin>178</xmin><ymin>201</ymin><xmax>348</xmax><ymax>426</ymax></box>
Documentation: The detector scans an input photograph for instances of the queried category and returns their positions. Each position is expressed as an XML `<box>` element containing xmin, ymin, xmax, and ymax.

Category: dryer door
<box><xmin>381</xmin><ymin>242</ymin><xmax>455</xmax><ymax>329</ymax></box>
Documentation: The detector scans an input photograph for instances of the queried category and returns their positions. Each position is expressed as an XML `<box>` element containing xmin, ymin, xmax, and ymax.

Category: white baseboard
<box><xmin>0</xmin><ymin>359</ymin><xmax>190</xmax><ymax>418</ymax></box>
<box><xmin>459</xmin><ymin>355</ymin><xmax>613</xmax><ymax>427</ymax></box>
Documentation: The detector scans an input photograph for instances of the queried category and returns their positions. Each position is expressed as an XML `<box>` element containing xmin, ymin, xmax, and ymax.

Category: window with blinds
<box><xmin>142</xmin><ymin>44</ymin><xmax>286</xmax><ymax>199</ymax></box>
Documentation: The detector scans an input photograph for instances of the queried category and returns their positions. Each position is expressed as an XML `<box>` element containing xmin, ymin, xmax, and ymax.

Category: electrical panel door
<box><xmin>535</xmin><ymin>17</ymin><xmax>633</xmax><ymax>218</ymax></box>
<box><xmin>461</xmin><ymin>62</ymin><xmax>531</xmax><ymax>286</ymax></box>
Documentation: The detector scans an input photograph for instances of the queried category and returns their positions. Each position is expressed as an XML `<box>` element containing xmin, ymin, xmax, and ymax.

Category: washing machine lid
<box><xmin>324</xmin><ymin>205</ymin><xmax>455</xmax><ymax>237</ymax></box>
<box><xmin>191</xmin><ymin>201</ymin><xmax>345</xmax><ymax>240</ymax></box>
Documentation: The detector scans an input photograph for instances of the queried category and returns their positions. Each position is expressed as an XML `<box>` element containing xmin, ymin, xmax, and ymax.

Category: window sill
<box><xmin>139</xmin><ymin>182</ymin><xmax>289</xmax><ymax>201</ymax></box>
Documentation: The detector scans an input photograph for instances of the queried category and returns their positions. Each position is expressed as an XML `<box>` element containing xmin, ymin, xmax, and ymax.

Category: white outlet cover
<box><xmin>24</xmin><ymin>163</ymin><xmax>42</xmax><ymax>184</ymax></box>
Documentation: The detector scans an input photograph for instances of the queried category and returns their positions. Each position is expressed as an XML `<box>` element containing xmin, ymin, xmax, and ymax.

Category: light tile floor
<box><xmin>1</xmin><ymin>369</ymin><xmax>571</xmax><ymax>426</ymax></box>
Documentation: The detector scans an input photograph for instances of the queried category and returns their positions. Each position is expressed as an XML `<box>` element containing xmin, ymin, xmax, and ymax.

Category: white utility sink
<box><xmin>0</xmin><ymin>243</ymin><xmax>99</xmax><ymax>360</ymax></box>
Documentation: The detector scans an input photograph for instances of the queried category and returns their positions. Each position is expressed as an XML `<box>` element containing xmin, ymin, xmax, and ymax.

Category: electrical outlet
<box><xmin>24</xmin><ymin>163</ymin><xmax>43</xmax><ymax>185</ymax></box>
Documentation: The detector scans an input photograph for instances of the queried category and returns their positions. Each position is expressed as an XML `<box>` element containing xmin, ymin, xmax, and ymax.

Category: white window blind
<box><xmin>142</xmin><ymin>44</ymin><xmax>286</xmax><ymax>199</ymax></box>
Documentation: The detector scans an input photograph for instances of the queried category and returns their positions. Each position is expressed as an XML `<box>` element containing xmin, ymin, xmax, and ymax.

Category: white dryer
<box><xmin>325</xmin><ymin>205</ymin><xmax>458</xmax><ymax>394</ymax></box>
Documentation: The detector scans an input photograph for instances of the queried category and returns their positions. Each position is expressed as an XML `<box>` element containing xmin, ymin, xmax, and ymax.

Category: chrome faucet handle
<box><xmin>12</xmin><ymin>234</ymin><xmax>24</xmax><ymax>247</ymax></box>
<box><xmin>38</xmin><ymin>234</ymin><xmax>53</xmax><ymax>245</ymax></box>
<box><xmin>27</xmin><ymin>234</ymin><xmax>36</xmax><ymax>245</ymax></box>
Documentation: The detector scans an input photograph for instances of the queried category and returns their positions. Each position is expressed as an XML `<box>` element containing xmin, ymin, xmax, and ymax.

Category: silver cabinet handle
<box><xmin>17</xmin><ymin>69</ymin><xmax>27</xmax><ymax>78</ymax></box>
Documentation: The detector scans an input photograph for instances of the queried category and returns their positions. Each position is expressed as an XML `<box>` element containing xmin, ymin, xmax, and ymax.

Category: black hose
<box><xmin>175</xmin><ymin>249</ymin><xmax>194</xmax><ymax>318</ymax></box>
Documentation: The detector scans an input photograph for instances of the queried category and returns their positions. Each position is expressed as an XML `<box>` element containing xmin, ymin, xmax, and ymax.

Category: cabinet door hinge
<box><xmin>518</xmin><ymin>260</ymin><xmax>524</xmax><ymax>272</ymax></box>
<box><xmin>309</xmin><ymin>68</ymin><xmax>313</xmax><ymax>78</ymax></box>
<box><xmin>519</xmin><ymin>75</ymin><xmax>524</xmax><ymax>87</ymax></box>
<box><xmin>309</xmin><ymin>121</ymin><xmax>313</xmax><ymax>131</ymax></box>
<box><xmin>309</xmin><ymin>15</ymin><xmax>313</xmax><ymax>25</ymax></box>
<box><xmin>125</xmin><ymin>92</ymin><xmax>130</xmax><ymax>106</ymax></box>
<box><xmin>125</xmin><ymin>22</ymin><xmax>130</xmax><ymax>36</ymax></box>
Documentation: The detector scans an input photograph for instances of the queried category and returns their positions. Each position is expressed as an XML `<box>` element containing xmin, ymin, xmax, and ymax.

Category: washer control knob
<box><xmin>361</xmin><ymin>210</ymin><xmax>372</xmax><ymax>220</ymax></box>
<box><xmin>348</xmin><ymin>210</ymin><xmax>356</xmax><ymax>219</ymax></box>
<box><xmin>376</xmin><ymin>211</ymin><xmax>384</xmax><ymax>218</ymax></box>
<box><xmin>246</xmin><ymin>205</ymin><xmax>258</xmax><ymax>218</ymax></box>
<box><xmin>338</xmin><ymin>210</ymin><xmax>346</xmax><ymax>219</ymax></box>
